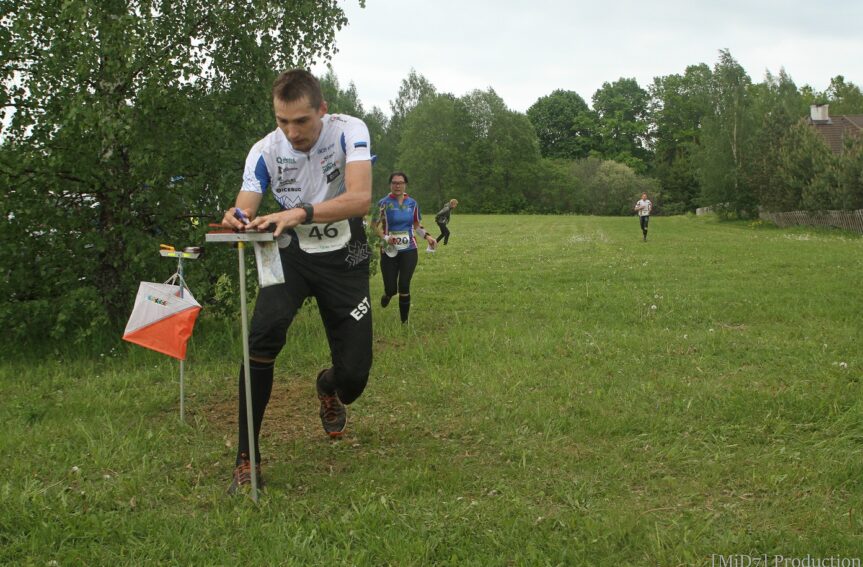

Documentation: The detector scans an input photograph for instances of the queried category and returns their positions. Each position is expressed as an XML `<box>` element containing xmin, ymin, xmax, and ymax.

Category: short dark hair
<box><xmin>272</xmin><ymin>69</ymin><xmax>323</xmax><ymax>109</ymax></box>
<box><xmin>389</xmin><ymin>171</ymin><xmax>408</xmax><ymax>184</ymax></box>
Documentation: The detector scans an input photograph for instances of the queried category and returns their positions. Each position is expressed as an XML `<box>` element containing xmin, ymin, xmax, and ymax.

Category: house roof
<box><xmin>810</xmin><ymin>114</ymin><xmax>863</xmax><ymax>154</ymax></box>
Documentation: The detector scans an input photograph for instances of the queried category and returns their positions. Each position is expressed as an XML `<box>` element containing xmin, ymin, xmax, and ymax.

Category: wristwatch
<box><xmin>302</xmin><ymin>203</ymin><xmax>314</xmax><ymax>224</ymax></box>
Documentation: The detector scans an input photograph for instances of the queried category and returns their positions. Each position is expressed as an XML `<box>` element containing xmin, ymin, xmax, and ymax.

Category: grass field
<box><xmin>2</xmin><ymin>214</ymin><xmax>862</xmax><ymax>566</ymax></box>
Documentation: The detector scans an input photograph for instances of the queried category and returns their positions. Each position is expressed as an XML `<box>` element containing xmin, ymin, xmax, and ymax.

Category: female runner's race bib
<box><xmin>388</xmin><ymin>230</ymin><xmax>411</xmax><ymax>251</ymax></box>
<box><xmin>293</xmin><ymin>220</ymin><xmax>351</xmax><ymax>254</ymax></box>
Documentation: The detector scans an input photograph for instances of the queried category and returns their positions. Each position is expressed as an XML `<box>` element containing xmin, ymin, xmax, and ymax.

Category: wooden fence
<box><xmin>758</xmin><ymin>209</ymin><xmax>863</xmax><ymax>233</ymax></box>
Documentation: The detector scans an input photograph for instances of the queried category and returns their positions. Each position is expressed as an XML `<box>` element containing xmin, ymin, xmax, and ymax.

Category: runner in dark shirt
<box><xmin>435</xmin><ymin>199</ymin><xmax>458</xmax><ymax>246</ymax></box>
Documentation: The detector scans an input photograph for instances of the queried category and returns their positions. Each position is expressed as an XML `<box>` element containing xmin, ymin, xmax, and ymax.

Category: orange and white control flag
<box><xmin>123</xmin><ymin>282</ymin><xmax>201</xmax><ymax>360</ymax></box>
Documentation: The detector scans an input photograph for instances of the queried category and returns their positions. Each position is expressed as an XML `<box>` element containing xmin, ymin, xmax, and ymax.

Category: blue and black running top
<box><xmin>374</xmin><ymin>193</ymin><xmax>422</xmax><ymax>253</ymax></box>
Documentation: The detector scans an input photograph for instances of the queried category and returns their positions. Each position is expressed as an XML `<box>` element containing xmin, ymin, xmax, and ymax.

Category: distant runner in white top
<box><xmin>634</xmin><ymin>192</ymin><xmax>652</xmax><ymax>242</ymax></box>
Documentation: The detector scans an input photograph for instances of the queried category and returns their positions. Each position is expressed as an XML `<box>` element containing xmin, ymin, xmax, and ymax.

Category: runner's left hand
<box><xmin>248</xmin><ymin>209</ymin><xmax>304</xmax><ymax>237</ymax></box>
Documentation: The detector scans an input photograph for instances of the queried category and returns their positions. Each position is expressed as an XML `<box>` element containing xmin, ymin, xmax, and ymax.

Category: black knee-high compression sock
<box><xmin>236</xmin><ymin>360</ymin><xmax>274</xmax><ymax>464</ymax></box>
<box><xmin>399</xmin><ymin>294</ymin><xmax>411</xmax><ymax>323</ymax></box>
<box><xmin>316</xmin><ymin>367</ymin><xmax>336</xmax><ymax>396</ymax></box>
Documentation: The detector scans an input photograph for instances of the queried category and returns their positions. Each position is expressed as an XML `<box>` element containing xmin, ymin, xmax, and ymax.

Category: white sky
<box><xmin>312</xmin><ymin>0</ymin><xmax>862</xmax><ymax>115</ymax></box>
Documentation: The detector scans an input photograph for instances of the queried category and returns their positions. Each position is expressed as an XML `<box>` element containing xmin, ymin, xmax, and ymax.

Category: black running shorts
<box><xmin>248</xmin><ymin>229</ymin><xmax>372</xmax><ymax>403</ymax></box>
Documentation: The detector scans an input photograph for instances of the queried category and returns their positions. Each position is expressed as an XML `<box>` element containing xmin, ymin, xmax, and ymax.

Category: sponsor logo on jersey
<box><xmin>276</xmin><ymin>156</ymin><xmax>296</xmax><ymax>165</ymax></box>
<box><xmin>326</xmin><ymin>168</ymin><xmax>341</xmax><ymax>183</ymax></box>
<box><xmin>345</xmin><ymin>241</ymin><xmax>370</xmax><ymax>267</ymax></box>
<box><xmin>321</xmin><ymin>154</ymin><xmax>337</xmax><ymax>174</ymax></box>
<box><xmin>317</xmin><ymin>142</ymin><xmax>335</xmax><ymax>155</ymax></box>
<box><xmin>277</xmin><ymin>195</ymin><xmax>302</xmax><ymax>209</ymax></box>
<box><xmin>274</xmin><ymin>185</ymin><xmax>301</xmax><ymax>194</ymax></box>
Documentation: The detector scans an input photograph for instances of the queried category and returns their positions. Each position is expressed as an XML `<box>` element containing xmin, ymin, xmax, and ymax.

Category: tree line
<box><xmin>329</xmin><ymin>49</ymin><xmax>862</xmax><ymax>219</ymax></box>
<box><xmin>2</xmin><ymin>3</ymin><xmax>861</xmax><ymax>344</ymax></box>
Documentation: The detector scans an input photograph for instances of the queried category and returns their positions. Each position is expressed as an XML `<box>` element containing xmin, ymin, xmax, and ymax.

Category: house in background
<box><xmin>808</xmin><ymin>104</ymin><xmax>863</xmax><ymax>154</ymax></box>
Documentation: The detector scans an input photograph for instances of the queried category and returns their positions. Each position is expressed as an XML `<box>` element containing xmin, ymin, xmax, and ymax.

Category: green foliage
<box><xmin>526</xmin><ymin>89</ymin><xmax>596</xmax><ymax>159</ymax></box>
<box><xmin>744</xmin><ymin>70</ymin><xmax>808</xmax><ymax>211</ymax></box>
<box><xmin>655</xmin><ymin>56</ymin><xmax>863</xmax><ymax>217</ymax></box>
<box><xmin>647</xmin><ymin>56</ymin><xmax>862</xmax><ymax>217</ymax></box>
<box><xmin>388</xmin><ymin>68</ymin><xmax>438</xmax><ymax>124</ymax></box>
<box><xmin>649</xmin><ymin>64</ymin><xmax>715</xmax><ymax>213</ymax></box>
<box><xmin>362</xmin><ymin>106</ymin><xmax>394</xmax><ymax>198</ymax></box>
<box><xmin>695</xmin><ymin>50</ymin><xmax>759</xmax><ymax>217</ymax></box>
<box><xmin>777</xmin><ymin>121</ymin><xmax>838</xmax><ymax>210</ymax></box>
<box><xmin>835</xmin><ymin>133</ymin><xmax>863</xmax><ymax>209</ymax></box>
<box><xmin>384</xmin><ymin>69</ymin><xmax>437</xmax><ymax>174</ymax></box>
<box><xmin>364</xmin><ymin>217</ymin><xmax>380</xmax><ymax>278</ymax></box>
<box><xmin>824</xmin><ymin>75</ymin><xmax>863</xmax><ymax>114</ymax></box>
<box><xmin>396</xmin><ymin>93</ymin><xmax>472</xmax><ymax>211</ymax></box>
<box><xmin>776</xmin><ymin>120</ymin><xmax>863</xmax><ymax>211</ymax></box>
<box><xmin>320</xmin><ymin>67</ymin><xmax>365</xmax><ymax>117</ymax></box>
<box><xmin>567</xmin><ymin>157</ymin><xmax>660</xmax><ymax>216</ymax></box>
<box><xmin>0</xmin><ymin>1</ymin><xmax>355</xmax><ymax>341</ymax></box>
<box><xmin>521</xmin><ymin>158</ymin><xmax>574</xmax><ymax>213</ymax></box>
<box><xmin>395</xmin><ymin>87</ymin><xmax>566</xmax><ymax>215</ymax></box>
<box><xmin>461</xmin><ymin>89</ymin><xmax>542</xmax><ymax>213</ymax></box>
<box><xmin>591</xmin><ymin>77</ymin><xmax>651</xmax><ymax>172</ymax></box>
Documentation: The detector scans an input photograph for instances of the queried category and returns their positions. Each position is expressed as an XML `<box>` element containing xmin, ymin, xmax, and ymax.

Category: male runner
<box><xmin>221</xmin><ymin>69</ymin><xmax>373</xmax><ymax>494</ymax></box>
<box><xmin>634</xmin><ymin>192</ymin><xmax>652</xmax><ymax>241</ymax></box>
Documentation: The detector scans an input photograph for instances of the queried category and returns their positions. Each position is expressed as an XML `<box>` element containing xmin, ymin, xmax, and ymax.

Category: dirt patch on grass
<box><xmin>201</xmin><ymin>374</ymin><xmax>323</xmax><ymax>446</ymax></box>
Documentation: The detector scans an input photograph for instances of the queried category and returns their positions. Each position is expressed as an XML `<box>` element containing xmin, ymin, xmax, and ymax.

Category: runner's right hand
<box><xmin>222</xmin><ymin>207</ymin><xmax>250</xmax><ymax>231</ymax></box>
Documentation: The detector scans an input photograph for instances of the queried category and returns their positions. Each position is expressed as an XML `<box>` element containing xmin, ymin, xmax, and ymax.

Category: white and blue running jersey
<box><xmin>240</xmin><ymin>114</ymin><xmax>372</xmax><ymax>210</ymax></box>
<box><xmin>635</xmin><ymin>199</ymin><xmax>652</xmax><ymax>217</ymax></box>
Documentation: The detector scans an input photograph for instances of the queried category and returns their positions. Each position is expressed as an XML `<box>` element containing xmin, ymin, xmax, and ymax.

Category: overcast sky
<box><xmin>312</xmin><ymin>0</ymin><xmax>862</xmax><ymax>115</ymax></box>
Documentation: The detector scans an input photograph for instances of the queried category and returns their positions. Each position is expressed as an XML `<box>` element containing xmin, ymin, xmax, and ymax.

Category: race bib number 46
<box><xmin>294</xmin><ymin>220</ymin><xmax>351</xmax><ymax>254</ymax></box>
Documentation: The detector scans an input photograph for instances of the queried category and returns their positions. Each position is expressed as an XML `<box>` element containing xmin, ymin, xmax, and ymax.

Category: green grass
<box><xmin>2</xmin><ymin>214</ymin><xmax>862</xmax><ymax>566</ymax></box>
